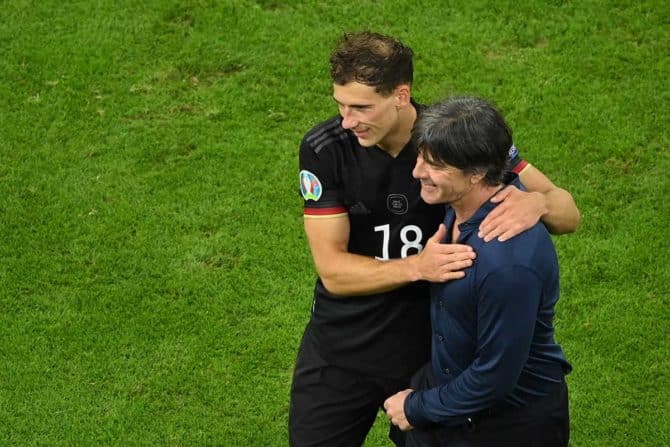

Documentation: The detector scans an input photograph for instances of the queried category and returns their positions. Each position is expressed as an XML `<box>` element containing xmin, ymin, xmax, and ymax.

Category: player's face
<box><xmin>333</xmin><ymin>82</ymin><xmax>401</xmax><ymax>149</ymax></box>
<box><xmin>412</xmin><ymin>152</ymin><xmax>473</xmax><ymax>205</ymax></box>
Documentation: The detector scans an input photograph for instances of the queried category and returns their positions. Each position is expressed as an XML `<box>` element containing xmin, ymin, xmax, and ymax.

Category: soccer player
<box><xmin>290</xmin><ymin>31</ymin><xmax>579</xmax><ymax>447</ymax></box>
<box><xmin>384</xmin><ymin>96</ymin><xmax>571</xmax><ymax>446</ymax></box>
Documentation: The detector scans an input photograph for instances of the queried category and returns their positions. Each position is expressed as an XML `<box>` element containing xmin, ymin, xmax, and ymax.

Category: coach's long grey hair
<box><xmin>413</xmin><ymin>96</ymin><xmax>512</xmax><ymax>186</ymax></box>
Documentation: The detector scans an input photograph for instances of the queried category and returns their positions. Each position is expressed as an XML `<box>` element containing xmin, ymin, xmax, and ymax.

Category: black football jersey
<box><xmin>298</xmin><ymin>112</ymin><xmax>440</xmax><ymax>378</ymax></box>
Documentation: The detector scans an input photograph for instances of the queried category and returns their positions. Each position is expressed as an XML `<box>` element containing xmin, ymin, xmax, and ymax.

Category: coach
<box><xmin>384</xmin><ymin>96</ymin><xmax>572</xmax><ymax>447</ymax></box>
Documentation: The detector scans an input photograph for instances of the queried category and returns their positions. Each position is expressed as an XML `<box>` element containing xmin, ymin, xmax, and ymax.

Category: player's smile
<box><xmin>353</xmin><ymin>127</ymin><xmax>370</xmax><ymax>138</ymax></box>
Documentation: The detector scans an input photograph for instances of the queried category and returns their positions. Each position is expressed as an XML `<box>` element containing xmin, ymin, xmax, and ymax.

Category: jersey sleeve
<box><xmin>507</xmin><ymin>143</ymin><xmax>529</xmax><ymax>174</ymax></box>
<box><xmin>298</xmin><ymin>131</ymin><xmax>348</xmax><ymax>218</ymax></box>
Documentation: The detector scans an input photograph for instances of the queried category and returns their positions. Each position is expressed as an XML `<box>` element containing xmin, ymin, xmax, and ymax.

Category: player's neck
<box><xmin>377</xmin><ymin>104</ymin><xmax>417</xmax><ymax>158</ymax></box>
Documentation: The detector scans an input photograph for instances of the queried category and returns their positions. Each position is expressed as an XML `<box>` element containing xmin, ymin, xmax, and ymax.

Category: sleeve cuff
<box><xmin>404</xmin><ymin>390</ymin><xmax>432</xmax><ymax>429</ymax></box>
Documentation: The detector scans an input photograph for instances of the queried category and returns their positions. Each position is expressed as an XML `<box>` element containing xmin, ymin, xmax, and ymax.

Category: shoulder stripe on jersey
<box><xmin>310</xmin><ymin>126</ymin><xmax>343</xmax><ymax>153</ymax></box>
<box><xmin>512</xmin><ymin>160</ymin><xmax>529</xmax><ymax>174</ymax></box>
<box><xmin>314</xmin><ymin>132</ymin><xmax>349</xmax><ymax>154</ymax></box>
<box><xmin>306</xmin><ymin>119</ymin><xmax>349</xmax><ymax>154</ymax></box>
<box><xmin>305</xmin><ymin>119</ymin><xmax>341</xmax><ymax>144</ymax></box>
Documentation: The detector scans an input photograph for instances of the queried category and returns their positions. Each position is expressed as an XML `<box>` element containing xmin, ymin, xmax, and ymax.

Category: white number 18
<box><xmin>374</xmin><ymin>224</ymin><xmax>423</xmax><ymax>260</ymax></box>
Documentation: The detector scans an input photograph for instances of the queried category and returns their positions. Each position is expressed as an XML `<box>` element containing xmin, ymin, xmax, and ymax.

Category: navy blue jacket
<box><xmin>404</xmin><ymin>176</ymin><xmax>572</xmax><ymax>428</ymax></box>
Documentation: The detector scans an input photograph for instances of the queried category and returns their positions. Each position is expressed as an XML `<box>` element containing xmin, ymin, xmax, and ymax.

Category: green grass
<box><xmin>1</xmin><ymin>0</ymin><xmax>668</xmax><ymax>445</ymax></box>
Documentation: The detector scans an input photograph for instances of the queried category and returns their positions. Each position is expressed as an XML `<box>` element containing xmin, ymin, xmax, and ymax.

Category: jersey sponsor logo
<box><xmin>387</xmin><ymin>194</ymin><xmax>409</xmax><ymax>215</ymax></box>
<box><xmin>299</xmin><ymin>170</ymin><xmax>322</xmax><ymax>201</ymax></box>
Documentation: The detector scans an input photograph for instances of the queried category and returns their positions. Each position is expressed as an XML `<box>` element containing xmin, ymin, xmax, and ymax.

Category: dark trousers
<box><xmin>406</xmin><ymin>364</ymin><xmax>570</xmax><ymax>447</ymax></box>
<box><xmin>288</xmin><ymin>329</ymin><xmax>408</xmax><ymax>447</ymax></box>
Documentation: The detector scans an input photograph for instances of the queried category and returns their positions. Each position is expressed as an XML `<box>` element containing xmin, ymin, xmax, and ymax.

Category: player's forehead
<box><xmin>332</xmin><ymin>81</ymin><xmax>388</xmax><ymax>106</ymax></box>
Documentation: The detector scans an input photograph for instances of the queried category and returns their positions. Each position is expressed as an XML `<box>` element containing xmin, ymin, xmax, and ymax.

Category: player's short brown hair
<box><xmin>330</xmin><ymin>31</ymin><xmax>414</xmax><ymax>96</ymax></box>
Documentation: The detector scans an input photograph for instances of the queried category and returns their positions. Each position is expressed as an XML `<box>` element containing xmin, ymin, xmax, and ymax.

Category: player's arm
<box><xmin>479</xmin><ymin>164</ymin><xmax>580</xmax><ymax>242</ymax></box>
<box><xmin>304</xmin><ymin>216</ymin><xmax>475</xmax><ymax>297</ymax></box>
<box><xmin>519</xmin><ymin>165</ymin><xmax>580</xmax><ymax>234</ymax></box>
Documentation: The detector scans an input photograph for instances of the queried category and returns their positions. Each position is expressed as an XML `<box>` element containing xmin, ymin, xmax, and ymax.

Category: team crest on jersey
<box><xmin>299</xmin><ymin>170</ymin><xmax>322</xmax><ymax>201</ymax></box>
<box><xmin>387</xmin><ymin>194</ymin><xmax>408</xmax><ymax>215</ymax></box>
<box><xmin>508</xmin><ymin>143</ymin><xmax>519</xmax><ymax>159</ymax></box>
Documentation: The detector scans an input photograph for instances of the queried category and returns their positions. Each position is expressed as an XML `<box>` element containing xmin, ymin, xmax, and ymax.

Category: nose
<box><xmin>340</xmin><ymin>107</ymin><xmax>358</xmax><ymax>130</ymax></box>
<box><xmin>412</xmin><ymin>154</ymin><xmax>426</xmax><ymax>179</ymax></box>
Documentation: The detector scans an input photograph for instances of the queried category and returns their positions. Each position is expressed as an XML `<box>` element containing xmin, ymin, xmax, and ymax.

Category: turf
<box><xmin>1</xmin><ymin>0</ymin><xmax>668</xmax><ymax>445</ymax></box>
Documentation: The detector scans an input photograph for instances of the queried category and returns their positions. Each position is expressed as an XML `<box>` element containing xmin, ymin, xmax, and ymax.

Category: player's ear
<box><xmin>395</xmin><ymin>84</ymin><xmax>411</xmax><ymax>107</ymax></box>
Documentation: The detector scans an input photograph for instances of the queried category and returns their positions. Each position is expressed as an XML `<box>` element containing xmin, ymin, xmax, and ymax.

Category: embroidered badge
<box><xmin>387</xmin><ymin>194</ymin><xmax>408</xmax><ymax>215</ymax></box>
<box><xmin>299</xmin><ymin>170</ymin><xmax>322</xmax><ymax>201</ymax></box>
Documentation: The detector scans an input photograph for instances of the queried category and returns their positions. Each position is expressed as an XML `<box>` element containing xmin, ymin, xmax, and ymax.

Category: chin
<box><xmin>357</xmin><ymin>137</ymin><xmax>376</xmax><ymax>147</ymax></box>
<box><xmin>420</xmin><ymin>192</ymin><xmax>440</xmax><ymax>205</ymax></box>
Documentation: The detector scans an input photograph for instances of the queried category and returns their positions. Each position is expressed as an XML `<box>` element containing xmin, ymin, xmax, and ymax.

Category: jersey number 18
<box><xmin>374</xmin><ymin>224</ymin><xmax>423</xmax><ymax>260</ymax></box>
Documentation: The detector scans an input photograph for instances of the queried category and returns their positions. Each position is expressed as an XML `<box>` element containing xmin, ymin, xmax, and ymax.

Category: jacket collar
<box><xmin>445</xmin><ymin>173</ymin><xmax>523</xmax><ymax>241</ymax></box>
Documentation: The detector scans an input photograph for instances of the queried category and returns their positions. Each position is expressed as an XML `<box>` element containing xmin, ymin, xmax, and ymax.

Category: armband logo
<box><xmin>387</xmin><ymin>194</ymin><xmax>408</xmax><ymax>215</ymax></box>
<box><xmin>508</xmin><ymin>144</ymin><xmax>519</xmax><ymax>160</ymax></box>
<box><xmin>299</xmin><ymin>170</ymin><xmax>322</xmax><ymax>201</ymax></box>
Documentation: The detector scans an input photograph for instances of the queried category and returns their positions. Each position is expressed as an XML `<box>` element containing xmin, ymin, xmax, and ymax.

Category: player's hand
<box><xmin>384</xmin><ymin>389</ymin><xmax>414</xmax><ymax>431</ymax></box>
<box><xmin>412</xmin><ymin>224</ymin><xmax>475</xmax><ymax>282</ymax></box>
<box><xmin>478</xmin><ymin>186</ymin><xmax>548</xmax><ymax>242</ymax></box>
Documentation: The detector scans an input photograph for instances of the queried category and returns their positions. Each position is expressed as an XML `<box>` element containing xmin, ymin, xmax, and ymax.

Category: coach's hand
<box><xmin>410</xmin><ymin>224</ymin><xmax>475</xmax><ymax>282</ymax></box>
<box><xmin>384</xmin><ymin>389</ymin><xmax>414</xmax><ymax>431</ymax></box>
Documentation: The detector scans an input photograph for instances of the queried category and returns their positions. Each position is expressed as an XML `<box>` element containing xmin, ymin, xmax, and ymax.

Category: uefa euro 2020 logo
<box><xmin>299</xmin><ymin>170</ymin><xmax>322</xmax><ymax>201</ymax></box>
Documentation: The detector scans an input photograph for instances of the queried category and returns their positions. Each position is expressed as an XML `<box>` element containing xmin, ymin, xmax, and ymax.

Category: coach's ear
<box><xmin>395</xmin><ymin>84</ymin><xmax>411</xmax><ymax>108</ymax></box>
<box><xmin>470</xmin><ymin>171</ymin><xmax>486</xmax><ymax>185</ymax></box>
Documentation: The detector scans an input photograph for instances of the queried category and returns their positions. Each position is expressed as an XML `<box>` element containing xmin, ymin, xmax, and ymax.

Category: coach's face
<box><xmin>413</xmin><ymin>152</ymin><xmax>476</xmax><ymax>205</ymax></box>
<box><xmin>333</xmin><ymin>81</ymin><xmax>408</xmax><ymax>152</ymax></box>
